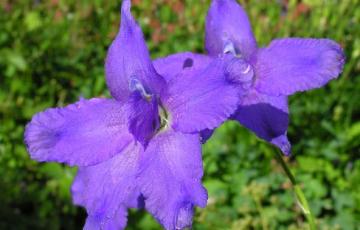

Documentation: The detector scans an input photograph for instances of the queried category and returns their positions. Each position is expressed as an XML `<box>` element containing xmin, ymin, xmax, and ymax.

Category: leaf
<box><xmin>347</xmin><ymin>122</ymin><xmax>360</xmax><ymax>142</ymax></box>
<box><xmin>25</xmin><ymin>12</ymin><xmax>42</xmax><ymax>31</ymax></box>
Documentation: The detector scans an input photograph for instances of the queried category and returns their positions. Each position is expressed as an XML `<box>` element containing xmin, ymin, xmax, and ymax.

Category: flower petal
<box><xmin>83</xmin><ymin>208</ymin><xmax>128</xmax><ymax>230</ymax></box>
<box><xmin>126</xmin><ymin>92</ymin><xmax>159</xmax><ymax>147</ymax></box>
<box><xmin>200</xmin><ymin>129</ymin><xmax>215</xmax><ymax>144</ymax></box>
<box><xmin>254</xmin><ymin>38</ymin><xmax>345</xmax><ymax>96</ymax></box>
<box><xmin>153</xmin><ymin>52</ymin><xmax>214</xmax><ymax>82</ymax></box>
<box><xmin>205</xmin><ymin>0</ymin><xmax>257</xmax><ymax>59</ymax></box>
<box><xmin>105</xmin><ymin>0</ymin><xmax>165</xmax><ymax>102</ymax></box>
<box><xmin>138</xmin><ymin>131</ymin><xmax>207</xmax><ymax>230</ymax></box>
<box><xmin>232</xmin><ymin>89</ymin><xmax>291</xmax><ymax>155</ymax></box>
<box><xmin>162</xmin><ymin>58</ymin><xmax>240</xmax><ymax>133</ymax></box>
<box><xmin>72</xmin><ymin>142</ymin><xmax>143</xmax><ymax>229</ymax></box>
<box><xmin>24</xmin><ymin>98</ymin><xmax>133</xmax><ymax>166</ymax></box>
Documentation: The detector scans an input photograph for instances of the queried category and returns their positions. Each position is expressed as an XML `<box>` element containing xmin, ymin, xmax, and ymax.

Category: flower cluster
<box><xmin>24</xmin><ymin>0</ymin><xmax>344</xmax><ymax>229</ymax></box>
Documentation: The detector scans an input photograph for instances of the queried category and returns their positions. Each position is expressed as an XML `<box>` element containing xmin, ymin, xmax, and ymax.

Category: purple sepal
<box><xmin>138</xmin><ymin>130</ymin><xmax>207</xmax><ymax>230</ymax></box>
<box><xmin>24</xmin><ymin>98</ymin><xmax>133</xmax><ymax>167</ymax></box>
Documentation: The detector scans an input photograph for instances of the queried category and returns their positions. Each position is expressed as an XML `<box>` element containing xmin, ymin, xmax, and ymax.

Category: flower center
<box><xmin>158</xmin><ymin>102</ymin><xmax>169</xmax><ymax>130</ymax></box>
<box><xmin>223</xmin><ymin>41</ymin><xmax>254</xmax><ymax>90</ymax></box>
<box><xmin>129</xmin><ymin>78</ymin><xmax>170</xmax><ymax>133</ymax></box>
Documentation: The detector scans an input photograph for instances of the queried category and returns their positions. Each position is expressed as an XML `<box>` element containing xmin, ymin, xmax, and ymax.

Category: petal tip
<box><xmin>24</xmin><ymin>110</ymin><xmax>62</xmax><ymax>162</ymax></box>
<box><xmin>121</xmin><ymin>0</ymin><xmax>131</xmax><ymax>15</ymax></box>
<box><xmin>321</xmin><ymin>39</ymin><xmax>346</xmax><ymax>78</ymax></box>
<box><xmin>271</xmin><ymin>135</ymin><xmax>291</xmax><ymax>156</ymax></box>
<box><xmin>206</xmin><ymin>0</ymin><xmax>256</xmax><ymax>57</ymax></box>
<box><xmin>175</xmin><ymin>204</ymin><xmax>194</xmax><ymax>230</ymax></box>
<box><xmin>120</xmin><ymin>0</ymin><xmax>136</xmax><ymax>32</ymax></box>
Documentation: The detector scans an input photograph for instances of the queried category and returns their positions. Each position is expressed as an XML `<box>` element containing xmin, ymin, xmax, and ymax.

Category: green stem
<box><xmin>274</xmin><ymin>150</ymin><xmax>317</xmax><ymax>230</ymax></box>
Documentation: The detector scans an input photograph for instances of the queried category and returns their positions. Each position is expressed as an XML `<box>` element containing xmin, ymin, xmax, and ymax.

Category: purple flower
<box><xmin>154</xmin><ymin>0</ymin><xmax>345</xmax><ymax>155</ymax></box>
<box><xmin>24</xmin><ymin>0</ymin><xmax>241</xmax><ymax>229</ymax></box>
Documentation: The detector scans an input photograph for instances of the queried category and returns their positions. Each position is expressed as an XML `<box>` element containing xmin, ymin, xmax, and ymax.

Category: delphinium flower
<box><xmin>24</xmin><ymin>0</ymin><xmax>243</xmax><ymax>229</ymax></box>
<box><xmin>154</xmin><ymin>0</ymin><xmax>345</xmax><ymax>155</ymax></box>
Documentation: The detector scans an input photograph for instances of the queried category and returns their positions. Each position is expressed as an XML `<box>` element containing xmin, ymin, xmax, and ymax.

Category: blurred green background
<box><xmin>0</xmin><ymin>0</ymin><xmax>359</xmax><ymax>229</ymax></box>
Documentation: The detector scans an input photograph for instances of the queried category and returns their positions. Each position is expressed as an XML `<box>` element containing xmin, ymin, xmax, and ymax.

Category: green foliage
<box><xmin>0</xmin><ymin>0</ymin><xmax>359</xmax><ymax>229</ymax></box>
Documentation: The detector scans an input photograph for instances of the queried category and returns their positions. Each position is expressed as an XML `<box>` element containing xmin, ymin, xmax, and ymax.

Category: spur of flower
<box><xmin>24</xmin><ymin>0</ymin><xmax>243</xmax><ymax>229</ymax></box>
<box><xmin>154</xmin><ymin>0</ymin><xmax>345</xmax><ymax>155</ymax></box>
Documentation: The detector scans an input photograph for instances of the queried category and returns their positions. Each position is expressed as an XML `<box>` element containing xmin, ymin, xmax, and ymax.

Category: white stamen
<box><xmin>129</xmin><ymin>78</ymin><xmax>152</xmax><ymax>100</ymax></box>
<box><xmin>223</xmin><ymin>41</ymin><xmax>236</xmax><ymax>55</ymax></box>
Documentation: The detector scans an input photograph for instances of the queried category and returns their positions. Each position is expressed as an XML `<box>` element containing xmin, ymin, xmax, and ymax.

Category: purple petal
<box><xmin>232</xmin><ymin>89</ymin><xmax>291</xmax><ymax>155</ymax></box>
<box><xmin>24</xmin><ymin>98</ymin><xmax>133</xmax><ymax>166</ymax></box>
<box><xmin>153</xmin><ymin>52</ymin><xmax>214</xmax><ymax>82</ymax></box>
<box><xmin>105</xmin><ymin>0</ymin><xmax>165</xmax><ymax>102</ymax></box>
<box><xmin>205</xmin><ymin>0</ymin><xmax>257</xmax><ymax>59</ymax></box>
<box><xmin>84</xmin><ymin>208</ymin><xmax>127</xmax><ymax>230</ymax></box>
<box><xmin>200</xmin><ymin>128</ymin><xmax>215</xmax><ymax>144</ymax></box>
<box><xmin>271</xmin><ymin>135</ymin><xmax>291</xmax><ymax>156</ymax></box>
<box><xmin>138</xmin><ymin>131</ymin><xmax>207</xmax><ymax>230</ymax></box>
<box><xmin>239</xmin><ymin>89</ymin><xmax>288</xmax><ymax>113</ymax></box>
<box><xmin>126</xmin><ymin>92</ymin><xmax>159</xmax><ymax>147</ymax></box>
<box><xmin>162</xmin><ymin>58</ymin><xmax>240</xmax><ymax>133</ymax></box>
<box><xmin>72</xmin><ymin>142</ymin><xmax>143</xmax><ymax>229</ymax></box>
<box><xmin>254</xmin><ymin>38</ymin><xmax>345</xmax><ymax>96</ymax></box>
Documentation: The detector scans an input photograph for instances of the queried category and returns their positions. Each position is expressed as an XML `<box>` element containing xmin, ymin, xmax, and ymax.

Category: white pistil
<box><xmin>129</xmin><ymin>78</ymin><xmax>152</xmax><ymax>101</ymax></box>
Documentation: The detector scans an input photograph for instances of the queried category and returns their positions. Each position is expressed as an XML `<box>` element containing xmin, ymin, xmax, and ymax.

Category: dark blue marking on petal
<box><xmin>235</xmin><ymin>103</ymin><xmax>289</xmax><ymax>141</ymax></box>
<box><xmin>182</xmin><ymin>58</ymin><xmax>194</xmax><ymax>69</ymax></box>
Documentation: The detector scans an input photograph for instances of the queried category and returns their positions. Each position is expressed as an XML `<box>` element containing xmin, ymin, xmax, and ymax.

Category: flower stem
<box><xmin>274</xmin><ymin>150</ymin><xmax>317</xmax><ymax>230</ymax></box>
